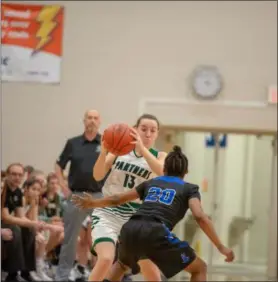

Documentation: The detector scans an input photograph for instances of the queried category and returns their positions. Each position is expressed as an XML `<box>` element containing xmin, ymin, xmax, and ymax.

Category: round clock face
<box><xmin>192</xmin><ymin>66</ymin><xmax>223</xmax><ymax>99</ymax></box>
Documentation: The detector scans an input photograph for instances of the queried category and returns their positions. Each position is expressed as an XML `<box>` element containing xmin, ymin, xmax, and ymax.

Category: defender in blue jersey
<box><xmin>72</xmin><ymin>146</ymin><xmax>234</xmax><ymax>281</ymax></box>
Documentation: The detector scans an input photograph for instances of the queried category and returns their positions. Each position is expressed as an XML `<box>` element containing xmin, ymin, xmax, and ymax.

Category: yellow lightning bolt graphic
<box><xmin>34</xmin><ymin>6</ymin><xmax>61</xmax><ymax>54</ymax></box>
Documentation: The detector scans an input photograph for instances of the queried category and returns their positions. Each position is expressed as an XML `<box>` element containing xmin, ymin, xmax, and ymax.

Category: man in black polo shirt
<box><xmin>55</xmin><ymin>109</ymin><xmax>104</xmax><ymax>281</ymax></box>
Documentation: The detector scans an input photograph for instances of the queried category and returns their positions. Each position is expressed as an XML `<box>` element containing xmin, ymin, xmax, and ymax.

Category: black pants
<box><xmin>118</xmin><ymin>216</ymin><xmax>196</xmax><ymax>279</ymax></box>
<box><xmin>1</xmin><ymin>223</ymin><xmax>36</xmax><ymax>273</ymax></box>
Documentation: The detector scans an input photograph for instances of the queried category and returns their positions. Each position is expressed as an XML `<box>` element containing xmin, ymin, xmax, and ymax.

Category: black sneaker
<box><xmin>5</xmin><ymin>274</ymin><xmax>21</xmax><ymax>282</ymax></box>
<box><xmin>20</xmin><ymin>271</ymin><xmax>36</xmax><ymax>282</ymax></box>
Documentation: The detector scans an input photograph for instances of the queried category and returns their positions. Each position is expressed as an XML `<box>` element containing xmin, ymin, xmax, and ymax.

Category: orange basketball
<box><xmin>103</xmin><ymin>123</ymin><xmax>135</xmax><ymax>156</ymax></box>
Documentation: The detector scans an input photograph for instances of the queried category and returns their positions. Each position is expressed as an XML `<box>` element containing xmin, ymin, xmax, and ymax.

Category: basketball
<box><xmin>103</xmin><ymin>123</ymin><xmax>135</xmax><ymax>156</ymax></box>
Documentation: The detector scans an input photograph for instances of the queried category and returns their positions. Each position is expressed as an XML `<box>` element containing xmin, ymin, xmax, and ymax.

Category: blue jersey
<box><xmin>134</xmin><ymin>176</ymin><xmax>200</xmax><ymax>230</ymax></box>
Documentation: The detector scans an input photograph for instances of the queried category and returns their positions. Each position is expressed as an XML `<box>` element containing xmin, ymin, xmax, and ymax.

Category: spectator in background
<box><xmin>39</xmin><ymin>173</ymin><xmax>65</xmax><ymax>265</ymax></box>
<box><xmin>1</xmin><ymin>170</ymin><xmax>7</xmax><ymax>190</ymax></box>
<box><xmin>55</xmin><ymin>109</ymin><xmax>103</xmax><ymax>281</ymax></box>
<box><xmin>24</xmin><ymin>165</ymin><xmax>35</xmax><ymax>180</ymax></box>
<box><xmin>1</xmin><ymin>163</ymin><xmax>45</xmax><ymax>282</ymax></box>
<box><xmin>43</xmin><ymin>173</ymin><xmax>64</xmax><ymax>220</ymax></box>
<box><xmin>29</xmin><ymin>171</ymin><xmax>64</xmax><ymax>265</ymax></box>
<box><xmin>29</xmin><ymin>170</ymin><xmax>50</xmax><ymax>217</ymax></box>
<box><xmin>29</xmin><ymin>170</ymin><xmax>48</xmax><ymax>196</ymax></box>
<box><xmin>22</xmin><ymin>178</ymin><xmax>53</xmax><ymax>281</ymax></box>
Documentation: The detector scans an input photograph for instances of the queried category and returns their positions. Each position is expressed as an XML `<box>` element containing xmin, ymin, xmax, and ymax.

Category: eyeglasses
<box><xmin>9</xmin><ymin>172</ymin><xmax>24</xmax><ymax>177</ymax></box>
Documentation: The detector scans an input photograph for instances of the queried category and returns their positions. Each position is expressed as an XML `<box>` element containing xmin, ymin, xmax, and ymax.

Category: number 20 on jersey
<box><xmin>145</xmin><ymin>187</ymin><xmax>176</xmax><ymax>205</ymax></box>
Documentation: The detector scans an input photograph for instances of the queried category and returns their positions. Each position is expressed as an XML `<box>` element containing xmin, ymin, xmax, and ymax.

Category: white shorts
<box><xmin>91</xmin><ymin>208</ymin><xmax>127</xmax><ymax>249</ymax></box>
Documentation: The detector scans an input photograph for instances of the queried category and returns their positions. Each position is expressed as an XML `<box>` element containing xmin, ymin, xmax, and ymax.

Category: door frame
<box><xmin>139</xmin><ymin>98</ymin><xmax>277</xmax><ymax>134</ymax></box>
<box><xmin>158</xmin><ymin>125</ymin><xmax>277</xmax><ymax>279</ymax></box>
<box><xmin>159</xmin><ymin>125</ymin><xmax>276</xmax><ymax>136</ymax></box>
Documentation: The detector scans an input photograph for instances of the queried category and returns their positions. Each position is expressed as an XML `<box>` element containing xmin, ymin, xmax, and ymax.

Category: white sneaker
<box><xmin>29</xmin><ymin>271</ymin><xmax>41</xmax><ymax>281</ymax></box>
<box><xmin>68</xmin><ymin>266</ymin><xmax>79</xmax><ymax>282</ymax></box>
<box><xmin>68</xmin><ymin>264</ymin><xmax>88</xmax><ymax>282</ymax></box>
<box><xmin>36</xmin><ymin>259</ymin><xmax>53</xmax><ymax>281</ymax></box>
<box><xmin>37</xmin><ymin>271</ymin><xmax>52</xmax><ymax>281</ymax></box>
<box><xmin>84</xmin><ymin>267</ymin><xmax>90</xmax><ymax>280</ymax></box>
<box><xmin>45</xmin><ymin>263</ymin><xmax>56</xmax><ymax>279</ymax></box>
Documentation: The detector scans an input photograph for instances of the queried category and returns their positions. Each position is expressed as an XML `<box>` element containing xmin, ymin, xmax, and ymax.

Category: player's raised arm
<box><xmin>189</xmin><ymin>197</ymin><xmax>234</xmax><ymax>262</ymax></box>
<box><xmin>93</xmin><ymin>138</ymin><xmax>116</xmax><ymax>181</ymax></box>
<box><xmin>71</xmin><ymin>189</ymin><xmax>139</xmax><ymax>209</ymax></box>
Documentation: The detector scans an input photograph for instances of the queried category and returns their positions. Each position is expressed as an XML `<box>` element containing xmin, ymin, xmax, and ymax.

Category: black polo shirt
<box><xmin>56</xmin><ymin>134</ymin><xmax>103</xmax><ymax>193</ymax></box>
<box><xmin>4</xmin><ymin>186</ymin><xmax>23</xmax><ymax>214</ymax></box>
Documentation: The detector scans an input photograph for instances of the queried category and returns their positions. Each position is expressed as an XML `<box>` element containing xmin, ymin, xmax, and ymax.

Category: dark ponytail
<box><xmin>163</xmin><ymin>146</ymin><xmax>188</xmax><ymax>178</ymax></box>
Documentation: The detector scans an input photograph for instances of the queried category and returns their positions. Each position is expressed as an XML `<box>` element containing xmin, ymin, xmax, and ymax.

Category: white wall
<box><xmin>178</xmin><ymin>132</ymin><xmax>274</xmax><ymax>266</ymax></box>
<box><xmin>2</xmin><ymin>1</ymin><xmax>277</xmax><ymax>171</ymax></box>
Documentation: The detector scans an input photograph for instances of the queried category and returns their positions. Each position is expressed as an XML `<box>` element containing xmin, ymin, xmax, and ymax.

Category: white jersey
<box><xmin>100</xmin><ymin>148</ymin><xmax>159</xmax><ymax>220</ymax></box>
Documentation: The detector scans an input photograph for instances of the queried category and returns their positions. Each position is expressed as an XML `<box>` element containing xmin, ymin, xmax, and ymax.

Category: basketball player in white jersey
<box><xmin>89</xmin><ymin>114</ymin><xmax>167</xmax><ymax>281</ymax></box>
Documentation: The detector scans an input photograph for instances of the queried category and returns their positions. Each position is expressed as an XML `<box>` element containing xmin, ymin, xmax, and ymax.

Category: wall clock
<box><xmin>192</xmin><ymin>65</ymin><xmax>223</xmax><ymax>99</ymax></box>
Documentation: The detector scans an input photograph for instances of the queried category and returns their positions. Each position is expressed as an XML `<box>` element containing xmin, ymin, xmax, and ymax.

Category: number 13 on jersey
<box><xmin>145</xmin><ymin>187</ymin><xmax>176</xmax><ymax>205</ymax></box>
<box><xmin>123</xmin><ymin>174</ymin><xmax>136</xmax><ymax>188</ymax></box>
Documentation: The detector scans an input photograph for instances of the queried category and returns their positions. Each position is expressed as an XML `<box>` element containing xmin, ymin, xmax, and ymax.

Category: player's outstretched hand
<box><xmin>218</xmin><ymin>245</ymin><xmax>235</xmax><ymax>262</ymax></box>
<box><xmin>71</xmin><ymin>192</ymin><xmax>95</xmax><ymax>209</ymax></box>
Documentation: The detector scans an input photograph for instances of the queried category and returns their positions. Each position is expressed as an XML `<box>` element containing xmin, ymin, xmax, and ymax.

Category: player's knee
<box><xmin>94</xmin><ymin>240</ymin><xmax>116</xmax><ymax>262</ymax></box>
<box><xmin>36</xmin><ymin>233</ymin><xmax>47</xmax><ymax>247</ymax></box>
<box><xmin>195</xmin><ymin>259</ymin><xmax>207</xmax><ymax>274</ymax></box>
<box><xmin>98</xmin><ymin>256</ymin><xmax>114</xmax><ymax>267</ymax></box>
<box><xmin>185</xmin><ymin>257</ymin><xmax>207</xmax><ymax>275</ymax></box>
